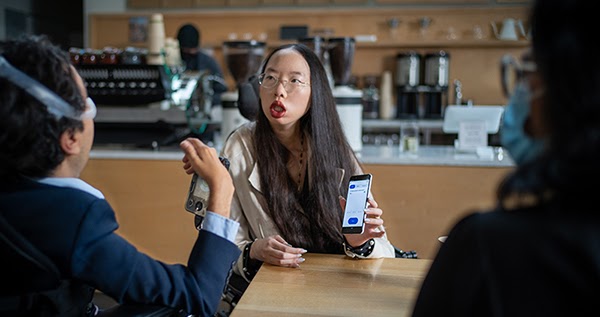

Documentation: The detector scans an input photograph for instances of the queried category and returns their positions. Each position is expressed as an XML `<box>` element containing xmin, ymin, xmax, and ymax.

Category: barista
<box><xmin>177</xmin><ymin>24</ymin><xmax>228</xmax><ymax>106</ymax></box>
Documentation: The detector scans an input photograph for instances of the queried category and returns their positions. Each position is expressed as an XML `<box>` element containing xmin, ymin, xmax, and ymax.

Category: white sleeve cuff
<box><xmin>201</xmin><ymin>211</ymin><xmax>239</xmax><ymax>242</ymax></box>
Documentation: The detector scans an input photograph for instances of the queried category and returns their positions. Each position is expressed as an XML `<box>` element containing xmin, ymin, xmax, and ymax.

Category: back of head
<box><xmin>177</xmin><ymin>24</ymin><xmax>200</xmax><ymax>49</ymax></box>
<box><xmin>0</xmin><ymin>35</ymin><xmax>84</xmax><ymax>182</ymax></box>
<box><xmin>500</xmin><ymin>0</ymin><xmax>600</xmax><ymax>203</ymax></box>
<box><xmin>531</xmin><ymin>0</ymin><xmax>599</xmax><ymax>146</ymax></box>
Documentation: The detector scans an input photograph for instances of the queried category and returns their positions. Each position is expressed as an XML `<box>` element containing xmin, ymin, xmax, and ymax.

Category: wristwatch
<box><xmin>343</xmin><ymin>238</ymin><xmax>375</xmax><ymax>259</ymax></box>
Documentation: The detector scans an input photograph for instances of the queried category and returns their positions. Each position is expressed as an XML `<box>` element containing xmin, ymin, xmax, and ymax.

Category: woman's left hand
<box><xmin>340</xmin><ymin>196</ymin><xmax>386</xmax><ymax>248</ymax></box>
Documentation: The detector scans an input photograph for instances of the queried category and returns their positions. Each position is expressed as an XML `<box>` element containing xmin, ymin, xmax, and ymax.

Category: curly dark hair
<box><xmin>0</xmin><ymin>35</ymin><xmax>85</xmax><ymax>181</ymax></box>
<box><xmin>254</xmin><ymin>43</ymin><xmax>360</xmax><ymax>253</ymax></box>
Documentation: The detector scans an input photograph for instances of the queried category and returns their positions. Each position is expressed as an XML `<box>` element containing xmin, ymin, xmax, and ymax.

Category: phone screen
<box><xmin>342</xmin><ymin>174</ymin><xmax>372</xmax><ymax>234</ymax></box>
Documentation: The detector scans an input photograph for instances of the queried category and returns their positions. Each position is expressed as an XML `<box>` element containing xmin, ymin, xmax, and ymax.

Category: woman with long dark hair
<box><xmin>220</xmin><ymin>43</ymin><xmax>395</xmax><ymax>281</ymax></box>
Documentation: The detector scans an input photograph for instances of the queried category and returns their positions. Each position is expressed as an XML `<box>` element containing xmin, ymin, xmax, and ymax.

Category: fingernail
<box><xmin>364</xmin><ymin>218</ymin><xmax>371</xmax><ymax>223</ymax></box>
<box><xmin>298</xmin><ymin>257</ymin><xmax>305</xmax><ymax>263</ymax></box>
<box><xmin>300</xmin><ymin>249</ymin><xmax>308</xmax><ymax>253</ymax></box>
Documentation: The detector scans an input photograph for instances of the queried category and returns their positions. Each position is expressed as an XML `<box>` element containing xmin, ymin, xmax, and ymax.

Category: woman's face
<box><xmin>259</xmin><ymin>48</ymin><xmax>311</xmax><ymax>130</ymax></box>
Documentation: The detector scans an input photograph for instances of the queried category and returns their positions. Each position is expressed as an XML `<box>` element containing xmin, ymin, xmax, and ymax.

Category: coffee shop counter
<box><xmin>90</xmin><ymin>144</ymin><xmax>514</xmax><ymax>167</ymax></box>
<box><xmin>82</xmin><ymin>145</ymin><xmax>514</xmax><ymax>264</ymax></box>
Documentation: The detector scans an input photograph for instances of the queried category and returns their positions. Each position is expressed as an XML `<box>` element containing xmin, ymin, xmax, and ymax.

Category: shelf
<box><xmin>362</xmin><ymin>118</ymin><xmax>443</xmax><ymax>130</ymax></box>
<box><xmin>205</xmin><ymin>39</ymin><xmax>529</xmax><ymax>50</ymax></box>
<box><xmin>355</xmin><ymin>39</ymin><xmax>529</xmax><ymax>49</ymax></box>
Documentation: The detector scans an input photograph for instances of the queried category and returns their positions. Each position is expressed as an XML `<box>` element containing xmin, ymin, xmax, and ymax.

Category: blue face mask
<box><xmin>501</xmin><ymin>82</ymin><xmax>545</xmax><ymax>165</ymax></box>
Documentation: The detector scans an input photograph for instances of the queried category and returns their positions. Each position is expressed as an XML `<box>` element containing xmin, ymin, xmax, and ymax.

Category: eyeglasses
<box><xmin>81</xmin><ymin>97</ymin><xmax>97</xmax><ymax>120</ymax></box>
<box><xmin>500</xmin><ymin>54</ymin><xmax>538</xmax><ymax>98</ymax></box>
<box><xmin>258</xmin><ymin>73</ymin><xmax>310</xmax><ymax>93</ymax></box>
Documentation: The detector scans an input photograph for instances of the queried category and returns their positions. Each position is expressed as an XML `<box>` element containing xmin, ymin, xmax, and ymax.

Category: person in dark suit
<box><xmin>0</xmin><ymin>35</ymin><xmax>240</xmax><ymax>316</ymax></box>
<box><xmin>412</xmin><ymin>0</ymin><xmax>600</xmax><ymax>316</ymax></box>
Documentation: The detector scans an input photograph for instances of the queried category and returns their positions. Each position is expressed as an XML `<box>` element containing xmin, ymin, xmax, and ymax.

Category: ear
<box><xmin>59</xmin><ymin>128</ymin><xmax>82</xmax><ymax>156</ymax></box>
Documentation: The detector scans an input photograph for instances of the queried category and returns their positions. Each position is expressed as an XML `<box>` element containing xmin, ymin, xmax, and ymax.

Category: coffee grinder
<box><xmin>221</xmin><ymin>40</ymin><xmax>266</xmax><ymax>143</ymax></box>
<box><xmin>299</xmin><ymin>36</ymin><xmax>335</xmax><ymax>89</ymax></box>
<box><xmin>395</xmin><ymin>51</ymin><xmax>421</xmax><ymax>118</ymax></box>
<box><xmin>328</xmin><ymin>37</ymin><xmax>363</xmax><ymax>152</ymax></box>
<box><xmin>423</xmin><ymin>50</ymin><xmax>450</xmax><ymax>119</ymax></box>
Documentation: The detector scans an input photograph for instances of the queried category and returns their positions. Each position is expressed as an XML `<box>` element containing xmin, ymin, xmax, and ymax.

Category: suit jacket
<box><xmin>222</xmin><ymin>122</ymin><xmax>395</xmax><ymax>280</ymax></box>
<box><xmin>0</xmin><ymin>179</ymin><xmax>240</xmax><ymax>316</ymax></box>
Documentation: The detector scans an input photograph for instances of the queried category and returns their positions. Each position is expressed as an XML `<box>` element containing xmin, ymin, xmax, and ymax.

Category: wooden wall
<box><xmin>88</xmin><ymin>6</ymin><xmax>529</xmax><ymax>105</ymax></box>
<box><xmin>80</xmin><ymin>158</ymin><xmax>511</xmax><ymax>263</ymax></box>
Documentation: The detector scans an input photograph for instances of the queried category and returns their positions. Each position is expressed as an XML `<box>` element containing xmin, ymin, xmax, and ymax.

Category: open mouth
<box><xmin>270</xmin><ymin>100</ymin><xmax>286</xmax><ymax>118</ymax></box>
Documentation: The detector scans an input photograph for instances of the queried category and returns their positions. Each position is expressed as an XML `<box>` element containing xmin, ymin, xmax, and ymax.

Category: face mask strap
<box><xmin>0</xmin><ymin>55</ymin><xmax>78</xmax><ymax>120</ymax></box>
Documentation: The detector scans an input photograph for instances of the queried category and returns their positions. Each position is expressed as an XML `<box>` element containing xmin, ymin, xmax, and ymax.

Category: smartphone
<box><xmin>185</xmin><ymin>157</ymin><xmax>230</xmax><ymax>217</ymax></box>
<box><xmin>341</xmin><ymin>173</ymin><xmax>372</xmax><ymax>234</ymax></box>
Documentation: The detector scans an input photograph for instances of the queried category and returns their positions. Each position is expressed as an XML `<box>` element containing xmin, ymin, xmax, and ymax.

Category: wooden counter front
<box><xmin>80</xmin><ymin>156</ymin><xmax>510</xmax><ymax>263</ymax></box>
<box><xmin>230</xmin><ymin>253</ymin><xmax>432</xmax><ymax>317</ymax></box>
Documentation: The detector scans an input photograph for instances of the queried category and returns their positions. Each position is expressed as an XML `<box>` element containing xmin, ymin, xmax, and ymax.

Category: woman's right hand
<box><xmin>250</xmin><ymin>235</ymin><xmax>307</xmax><ymax>268</ymax></box>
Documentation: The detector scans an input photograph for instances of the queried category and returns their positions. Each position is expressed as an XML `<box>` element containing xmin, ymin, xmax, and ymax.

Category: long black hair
<box><xmin>0</xmin><ymin>35</ymin><xmax>84</xmax><ymax>181</ymax></box>
<box><xmin>254</xmin><ymin>44</ymin><xmax>360</xmax><ymax>252</ymax></box>
<box><xmin>497</xmin><ymin>0</ymin><xmax>600</xmax><ymax>209</ymax></box>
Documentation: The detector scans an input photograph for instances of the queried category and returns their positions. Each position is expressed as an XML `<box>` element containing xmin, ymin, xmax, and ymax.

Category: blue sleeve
<box><xmin>202</xmin><ymin>211</ymin><xmax>239</xmax><ymax>242</ymax></box>
<box><xmin>70</xmin><ymin>199</ymin><xmax>241</xmax><ymax>316</ymax></box>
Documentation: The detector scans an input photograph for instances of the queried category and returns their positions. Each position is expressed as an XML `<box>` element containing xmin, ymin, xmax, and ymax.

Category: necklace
<box><xmin>297</xmin><ymin>134</ymin><xmax>304</xmax><ymax>190</ymax></box>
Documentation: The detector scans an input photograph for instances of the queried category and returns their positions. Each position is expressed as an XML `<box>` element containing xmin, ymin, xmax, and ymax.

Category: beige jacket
<box><xmin>221</xmin><ymin>122</ymin><xmax>395</xmax><ymax>280</ymax></box>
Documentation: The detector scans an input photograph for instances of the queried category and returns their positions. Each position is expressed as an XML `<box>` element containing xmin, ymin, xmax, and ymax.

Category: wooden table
<box><xmin>230</xmin><ymin>253</ymin><xmax>432</xmax><ymax>317</ymax></box>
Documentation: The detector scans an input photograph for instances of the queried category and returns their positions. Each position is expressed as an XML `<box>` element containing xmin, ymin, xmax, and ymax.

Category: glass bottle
<box><xmin>362</xmin><ymin>75</ymin><xmax>380</xmax><ymax>119</ymax></box>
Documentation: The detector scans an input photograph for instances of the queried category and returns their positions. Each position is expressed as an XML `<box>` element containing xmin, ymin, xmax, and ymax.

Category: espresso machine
<box><xmin>328</xmin><ymin>37</ymin><xmax>363</xmax><ymax>152</ymax></box>
<box><xmin>221</xmin><ymin>40</ymin><xmax>266</xmax><ymax>143</ymax></box>
<box><xmin>423</xmin><ymin>50</ymin><xmax>450</xmax><ymax>118</ymax></box>
<box><xmin>395</xmin><ymin>51</ymin><xmax>421</xmax><ymax>118</ymax></box>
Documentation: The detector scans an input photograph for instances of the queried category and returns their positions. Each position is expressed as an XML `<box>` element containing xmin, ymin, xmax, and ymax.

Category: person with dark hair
<box><xmin>182</xmin><ymin>43</ymin><xmax>395</xmax><ymax>283</ymax></box>
<box><xmin>176</xmin><ymin>23</ymin><xmax>228</xmax><ymax>106</ymax></box>
<box><xmin>411</xmin><ymin>0</ymin><xmax>600</xmax><ymax>315</ymax></box>
<box><xmin>0</xmin><ymin>35</ymin><xmax>240</xmax><ymax>316</ymax></box>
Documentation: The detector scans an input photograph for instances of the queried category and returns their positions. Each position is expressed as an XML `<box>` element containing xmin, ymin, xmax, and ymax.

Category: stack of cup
<box><xmin>164</xmin><ymin>37</ymin><xmax>181</xmax><ymax>67</ymax></box>
<box><xmin>147</xmin><ymin>13</ymin><xmax>165</xmax><ymax>65</ymax></box>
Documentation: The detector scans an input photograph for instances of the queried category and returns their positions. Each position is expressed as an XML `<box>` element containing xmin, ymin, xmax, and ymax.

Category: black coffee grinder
<box><xmin>328</xmin><ymin>37</ymin><xmax>363</xmax><ymax>152</ymax></box>
<box><xmin>423</xmin><ymin>50</ymin><xmax>450</xmax><ymax>119</ymax></box>
<box><xmin>221</xmin><ymin>40</ymin><xmax>266</xmax><ymax>142</ymax></box>
<box><xmin>395</xmin><ymin>51</ymin><xmax>421</xmax><ymax>118</ymax></box>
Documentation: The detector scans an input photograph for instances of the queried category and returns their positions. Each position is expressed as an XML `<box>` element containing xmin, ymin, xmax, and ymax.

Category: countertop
<box><xmin>90</xmin><ymin>144</ymin><xmax>514</xmax><ymax>167</ymax></box>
